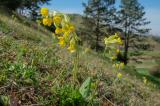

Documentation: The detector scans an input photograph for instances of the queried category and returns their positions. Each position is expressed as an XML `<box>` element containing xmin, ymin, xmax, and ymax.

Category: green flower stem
<box><xmin>72</xmin><ymin>47</ymin><xmax>80</xmax><ymax>86</ymax></box>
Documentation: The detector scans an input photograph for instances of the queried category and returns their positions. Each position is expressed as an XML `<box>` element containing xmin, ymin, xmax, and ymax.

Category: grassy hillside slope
<box><xmin>70</xmin><ymin>14</ymin><xmax>160</xmax><ymax>88</ymax></box>
<box><xmin>0</xmin><ymin>12</ymin><xmax>160</xmax><ymax>106</ymax></box>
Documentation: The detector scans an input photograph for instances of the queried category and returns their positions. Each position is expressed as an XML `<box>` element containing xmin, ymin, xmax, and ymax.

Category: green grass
<box><xmin>0</xmin><ymin>11</ymin><xmax>160</xmax><ymax>105</ymax></box>
<box><xmin>136</xmin><ymin>68</ymin><xmax>160</xmax><ymax>86</ymax></box>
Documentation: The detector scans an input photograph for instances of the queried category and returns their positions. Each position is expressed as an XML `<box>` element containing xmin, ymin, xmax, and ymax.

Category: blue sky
<box><xmin>44</xmin><ymin>0</ymin><xmax>160</xmax><ymax>35</ymax></box>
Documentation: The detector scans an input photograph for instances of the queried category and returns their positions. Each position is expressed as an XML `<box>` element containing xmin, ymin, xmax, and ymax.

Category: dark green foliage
<box><xmin>0</xmin><ymin>0</ymin><xmax>21</xmax><ymax>10</ymax></box>
<box><xmin>136</xmin><ymin>68</ymin><xmax>160</xmax><ymax>87</ymax></box>
<box><xmin>0</xmin><ymin>95</ymin><xmax>10</xmax><ymax>106</ymax></box>
<box><xmin>129</xmin><ymin>51</ymin><xmax>144</xmax><ymax>56</ymax></box>
<box><xmin>8</xmin><ymin>63</ymin><xmax>38</xmax><ymax>85</ymax></box>
<box><xmin>0</xmin><ymin>0</ymin><xmax>50</xmax><ymax>11</ymax></box>
<box><xmin>123</xmin><ymin>66</ymin><xmax>160</xmax><ymax>87</ymax></box>
<box><xmin>56</xmin><ymin>85</ymin><xmax>86</xmax><ymax>106</ymax></box>
<box><xmin>0</xmin><ymin>0</ymin><xmax>50</xmax><ymax>20</ymax></box>
<box><xmin>0</xmin><ymin>19</ymin><xmax>11</xmax><ymax>33</ymax></box>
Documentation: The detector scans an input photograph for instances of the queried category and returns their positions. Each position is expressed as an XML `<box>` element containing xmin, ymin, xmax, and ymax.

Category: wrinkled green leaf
<box><xmin>79</xmin><ymin>77</ymin><xmax>91</xmax><ymax>98</ymax></box>
<box><xmin>0</xmin><ymin>95</ymin><xmax>10</xmax><ymax>106</ymax></box>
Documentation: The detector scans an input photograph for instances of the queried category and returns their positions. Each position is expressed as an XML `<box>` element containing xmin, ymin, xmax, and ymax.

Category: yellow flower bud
<box><xmin>67</xmin><ymin>39</ymin><xmax>76</xmax><ymax>53</ymax></box>
<box><xmin>115</xmin><ymin>63</ymin><xmax>119</xmax><ymax>69</ymax></box>
<box><xmin>117</xmin><ymin>73</ymin><xmax>122</xmax><ymax>79</ymax></box>
<box><xmin>58</xmin><ymin>37</ymin><xmax>65</xmax><ymax>47</ymax></box>
<box><xmin>114</xmin><ymin>33</ymin><xmax>119</xmax><ymax>38</ymax></box>
<box><xmin>42</xmin><ymin>18</ymin><xmax>48</xmax><ymax>26</ymax></box>
<box><xmin>67</xmin><ymin>44</ymin><xmax>76</xmax><ymax>53</ymax></box>
<box><xmin>111</xmin><ymin>56</ymin><xmax>116</xmax><ymax>60</ymax></box>
<box><xmin>55</xmin><ymin>28</ymin><xmax>63</xmax><ymax>34</ymax></box>
<box><xmin>116</xmin><ymin>49</ymin><xmax>120</xmax><ymax>54</ymax></box>
<box><xmin>143</xmin><ymin>77</ymin><xmax>147</xmax><ymax>84</ymax></box>
<box><xmin>120</xmin><ymin>62</ymin><xmax>125</xmax><ymax>69</ymax></box>
<box><xmin>69</xmin><ymin>25</ymin><xmax>75</xmax><ymax>33</ymax></box>
<box><xmin>117</xmin><ymin>37</ymin><xmax>123</xmax><ymax>45</ymax></box>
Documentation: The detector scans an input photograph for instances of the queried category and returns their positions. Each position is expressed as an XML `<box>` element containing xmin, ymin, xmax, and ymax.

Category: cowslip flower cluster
<box><xmin>40</xmin><ymin>8</ymin><xmax>78</xmax><ymax>53</ymax></box>
<box><xmin>104</xmin><ymin>33</ymin><xmax>123</xmax><ymax>62</ymax></box>
<box><xmin>113</xmin><ymin>62</ymin><xmax>125</xmax><ymax>70</ymax></box>
<box><xmin>104</xmin><ymin>33</ymin><xmax>124</xmax><ymax>78</ymax></box>
<box><xmin>104</xmin><ymin>33</ymin><xmax>123</xmax><ymax>46</ymax></box>
<box><xmin>105</xmin><ymin>33</ymin><xmax>123</xmax><ymax>61</ymax></box>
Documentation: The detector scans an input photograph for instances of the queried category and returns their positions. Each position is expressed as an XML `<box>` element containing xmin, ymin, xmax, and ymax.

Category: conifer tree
<box><xmin>83</xmin><ymin>0</ymin><xmax>116</xmax><ymax>51</ymax></box>
<box><xmin>117</xmin><ymin>0</ymin><xmax>150</xmax><ymax>64</ymax></box>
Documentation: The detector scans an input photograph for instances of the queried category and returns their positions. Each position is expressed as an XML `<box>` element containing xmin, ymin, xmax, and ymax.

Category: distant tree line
<box><xmin>83</xmin><ymin>0</ymin><xmax>150</xmax><ymax>64</ymax></box>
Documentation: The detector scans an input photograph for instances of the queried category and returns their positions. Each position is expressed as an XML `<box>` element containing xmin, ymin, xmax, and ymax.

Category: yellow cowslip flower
<box><xmin>58</xmin><ymin>37</ymin><xmax>65</xmax><ymax>47</ymax></box>
<box><xmin>68</xmin><ymin>24</ymin><xmax>75</xmax><ymax>33</ymax></box>
<box><xmin>42</xmin><ymin>18</ymin><xmax>52</xmax><ymax>26</ymax></box>
<box><xmin>67</xmin><ymin>39</ymin><xmax>76</xmax><ymax>53</ymax></box>
<box><xmin>55</xmin><ymin>28</ymin><xmax>63</xmax><ymax>34</ymax></box>
<box><xmin>120</xmin><ymin>62</ymin><xmax>125</xmax><ymax>69</ymax></box>
<box><xmin>117</xmin><ymin>73</ymin><xmax>122</xmax><ymax>79</ymax></box>
<box><xmin>53</xmin><ymin>16</ymin><xmax>62</xmax><ymax>25</ymax></box>
<box><xmin>41</xmin><ymin>8</ymin><xmax>49</xmax><ymax>17</ymax></box>
<box><xmin>67</xmin><ymin>44</ymin><xmax>76</xmax><ymax>53</ymax></box>
<box><xmin>62</xmin><ymin>23</ymin><xmax>75</xmax><ymax>33</ymax></box>
<box><xmin>116</xmin><ymin>49</ymin><xmax>120</xmax><ymax>54</ymax></box>
<box><xmin>104</xmin><ymin>37</ymin><xmax>116</xmax><ymax>45</ymax></box>
<box><xmin>111</xmin><ymin>56</ymin><xmax>116</xmax><ymax>60</ymax></box>
<box><xmin>115</xmin><ymin>63</ymin><xmax>119</xmax><ymax>69</ymax></box>
<box><xmin>84</xmin><ymin>48</ymin><xmax>90</xmax><ymax>53</ymax></box>
<box><xmin>117</xmin><ymin>37</ymin><xmax>123</xmax><ymax>45</ymax></box>
<box><xmin>113</xmin><ymin>63</ymin><xmax>124</xmax><ymax>69</ymax></box>
<box><xmin>42</xmin><ymin>18</ymin><xmax>48</xmax><ymax>26</ymax></box>
<box><xmin>47</xmin><ymin>18</ymin><xmax>52</xmax><ymax>26</ymax></box>
<box><xmin>143</xmin><ymin>77</ymin><xmax>147</xmax><ymax>84</ymax></box>
<box><xmin>113</xmin><ymin>63</ymin><xmax>119</xmax><ymax>69</ymax></box>
<box><xmin>114</xmin><ymin>33</ymin><xmax>119</xmax><ymax>38</ymax></box>
<box><xmin>63</xmin><ymin>31</ymin><xmax>70</xmax><ymax>39</ymax></box>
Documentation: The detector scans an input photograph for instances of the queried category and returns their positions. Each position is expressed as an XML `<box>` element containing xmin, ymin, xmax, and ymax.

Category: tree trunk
<box><xmin>123</xmin><ymin>20</ymin><xmax>129</xmax><ymax>65</ymax></box>
<box><xmin>95</xmin><ymin>27</ymin><xmax>99</xmax><ymax>51</ymax></box>
<box><xmin>95</xmin><ymin>6</ymin><xmax>100</xmax><ymax>51</ymax></box>
<box><xmin>124</xmin><ymin>38</ymin><xmax>129</xmax><ymax>65</ymax></box>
